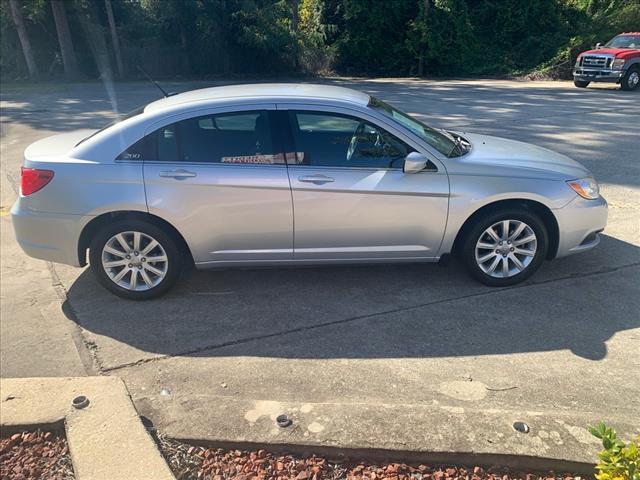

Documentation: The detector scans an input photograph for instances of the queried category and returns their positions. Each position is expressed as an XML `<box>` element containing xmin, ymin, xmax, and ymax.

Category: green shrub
<box><xmin>589</xmin><ymin>422</ymin><xmax>640</xmax><ymax>480</ymax></box>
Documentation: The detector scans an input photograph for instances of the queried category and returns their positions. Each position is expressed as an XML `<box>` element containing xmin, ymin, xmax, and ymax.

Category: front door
<box><xmin>135</xmin><ymin>106</ymin><xmax>293</xmax><ymax>265</ymax></box>
<box><xmin>281</xmin><ymin>107</ymin><xmax>449</xmax><ymax>260</ymax></box>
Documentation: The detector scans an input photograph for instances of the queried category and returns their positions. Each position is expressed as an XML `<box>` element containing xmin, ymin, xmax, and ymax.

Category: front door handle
<box><xmin>298</xmin><ymin>174</ymin><xmax>335</xmax><ymax>185</ymax></box>
<box><xmin>159</xmin><ymin>169</ymin><xmax>197</xmax><ymax>179</ymax></box>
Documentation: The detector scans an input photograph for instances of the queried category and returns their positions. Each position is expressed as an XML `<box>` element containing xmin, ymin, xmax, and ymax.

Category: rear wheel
<box><xmin>620</xmin><ymin>66</ymin><xmax>640</xmax><ymax>91</ymax></box>
<box><xmin>574</xmin><ymin>79</ymin><xmax>590</xmax><ymax>88</ymax></box>
<box><xmin>461</xmin><ymin>210</ymin><xmax>548</xmax><ymax>287</ymax></box>
<box><xmin>89</xmin><ymin>220</ymin><xmax>183</xmax><ymax>300</ymax></box>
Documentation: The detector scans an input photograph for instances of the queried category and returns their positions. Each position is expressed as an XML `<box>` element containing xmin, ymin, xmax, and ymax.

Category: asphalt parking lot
<box><xmin>1</xmin><ymin>78</ymin><xmax>638</xmax><ymax>463</ymax></box>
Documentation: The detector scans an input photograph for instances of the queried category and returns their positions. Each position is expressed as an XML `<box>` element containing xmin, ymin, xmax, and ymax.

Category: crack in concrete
<box><xmin>47</xmin><ymin>262</ymin><xmax>103</xmax><ymax>376</ymax></box>
<box><xmin>100</xmin><ymin>261</ymin><xmax>640</xmax><ymax>373</ymax></box>
<box><xmin>5</xmin><ymin>172</ymin><xmax>18</xmax><ymax>195</ymax></box>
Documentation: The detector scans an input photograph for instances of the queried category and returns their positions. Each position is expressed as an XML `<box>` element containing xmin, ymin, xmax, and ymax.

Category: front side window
<box><xmin>117</xmin><ymin>110</ymin><xmax>283</xmax><ymax>164</ymax></box>
<box><xmin>288</xmin><ymin>111</ymin><xmax>413</xmax><ymax>169</ymax></box>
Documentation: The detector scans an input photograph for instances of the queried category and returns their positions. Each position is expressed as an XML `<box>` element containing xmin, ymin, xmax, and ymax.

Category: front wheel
<box><xmin>89</xmin><ymin>220</ymin><xmax>183</xmax><ymax>300</ymax></box>
<box><xmin>620</xmin><ymin>67</ymin><xmax>640</xmax><ymax>91</ymax></box>
<box><xmin>461</xmin><ymin>210</ymin><xmax>548</xmax><ymax>287</ymax></box>
<box><xmin>574</xmin><ymin>79</ymin><xmax>590</xmax><ymax>88</ymax></box>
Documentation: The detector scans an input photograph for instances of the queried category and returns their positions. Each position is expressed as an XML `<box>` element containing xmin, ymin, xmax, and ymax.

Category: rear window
<box><xmin>78</xmin><ymin>105</ymin><xmax>146</xmax><ymax>146</ymax></box>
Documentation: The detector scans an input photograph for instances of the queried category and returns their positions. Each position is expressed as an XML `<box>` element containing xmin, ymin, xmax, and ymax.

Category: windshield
<box><xmin>368</xmin><ymin>97</ymin><xmax>460</xmax><ymax>157</ymax></box>
<box><xmin>605</xmin><ymin>35</ymin><xmax>640</xmax><ymax>49</ymax></box>
<box><xmin>76</xmin><ymin>105</ymin><xmax>146</xmax><ymax>146</ymax></box>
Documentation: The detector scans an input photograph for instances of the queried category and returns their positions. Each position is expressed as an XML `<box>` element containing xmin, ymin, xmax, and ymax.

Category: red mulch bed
<box><xmin>0</xmin><ymin>430</ymin><xmax>74</xmax><ymax>480</ymax></box>
<box><xmin>158</xmin><ymin>436</ymin><xmax>587</xmax><ymax>480</ymax></box>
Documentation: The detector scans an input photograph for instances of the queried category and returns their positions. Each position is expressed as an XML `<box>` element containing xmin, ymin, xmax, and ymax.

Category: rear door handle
<box><xmin>159</xmin><ymin>169</ymin><xmax>197</xmax><ymax>179</ymax></box>
<box><xmin>298</xmin><ymin>174</ymin><xmax>335</xmax><ymax>185</ymax></box>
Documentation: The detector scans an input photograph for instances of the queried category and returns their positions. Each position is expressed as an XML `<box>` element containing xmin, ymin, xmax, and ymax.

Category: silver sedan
<box><xmin>11</xmin><ymin>84</ymin><xmax>607</xmax><ymax>299</ymax></box>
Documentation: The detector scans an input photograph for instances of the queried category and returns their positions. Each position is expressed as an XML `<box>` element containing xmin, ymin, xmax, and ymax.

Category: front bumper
<box><xmin>11</xmin><ymin>199</ymin><xmax>91</xmax><ymax>267</ymax></box>
<box><xmin>553</xmin><ymin>195</ymin><xmax>608</xmax><ymax>258</ymax></box>
<box><xmin>573</xmin><ymin>67</ymin><xmax>624</xmax><ymax>83</ymax></box>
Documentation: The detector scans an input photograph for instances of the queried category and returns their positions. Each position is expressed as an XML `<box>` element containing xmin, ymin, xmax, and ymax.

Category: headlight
<box><xmin>612</xmin><ymin>58</ymin><xmax>625</xmax><ymax>69</ymax></box>
<box><xmin>567</xmin><ymin>177</ymin><xmax>600</xmax><ymax>200</ymax></box>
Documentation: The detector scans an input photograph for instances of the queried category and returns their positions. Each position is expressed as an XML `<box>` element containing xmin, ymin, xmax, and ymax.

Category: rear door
<box><xmin>278</xmin><ymin>105</ymin><xmax>449</xmax><ymax>260</ymax></box>
<box><xmin>127</xmin><ymin>104</ymin><xmax>294</xmax><ymax>265</ymax></box>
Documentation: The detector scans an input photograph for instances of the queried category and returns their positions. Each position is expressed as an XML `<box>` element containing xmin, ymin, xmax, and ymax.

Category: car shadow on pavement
<box><xmin>62</xmin><ymin>233</ymin><xmax>640</xmax><ymax>365</ymax></box>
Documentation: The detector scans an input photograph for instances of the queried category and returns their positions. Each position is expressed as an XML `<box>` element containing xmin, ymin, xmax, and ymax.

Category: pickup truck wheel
<box><xmin>620</xmin><ymin>66</ymin><xmax>640</xmax><ymax>91</ymax></box>
<box><xmin>574</xmin><ymin>79</ymin><xmax>590</xmax><ymax>88</ymax></box>
<box><xmin>461</xmin><ymin>210</ymin><xmax>548</xmax><ymax>287</ymax></box>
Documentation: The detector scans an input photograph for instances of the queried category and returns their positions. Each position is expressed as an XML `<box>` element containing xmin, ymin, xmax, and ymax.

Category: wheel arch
<box><xmin>451</xmin><ymin>199</ymin><xmax>560</xmax><ymax>260</ymax></box>
<box><xmin>77</xmin><ymin>211</ymin><xmax>194</xmax><ymax>267</ymax></box>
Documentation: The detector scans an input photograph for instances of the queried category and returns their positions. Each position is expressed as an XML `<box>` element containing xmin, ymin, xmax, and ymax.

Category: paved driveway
<box><xmin>1</xmin><ymin>79</ymin><xmax>638</xmax><ymax>464</ymax></box>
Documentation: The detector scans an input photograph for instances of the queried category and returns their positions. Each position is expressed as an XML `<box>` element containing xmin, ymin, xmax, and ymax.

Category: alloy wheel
<box><xmin>628</xmin><ymin>71</ymin><xmax>639</xmax><ymax>88</ymax></box>
<box><xmin>101</xmin><ymin>231</ymin><xmax>168</xmax><ymax>291</ymax></box>
<box><xmin>474</xmin><ymin>219</ymin><xmax>537</xmax><ymax>278</ymax></box>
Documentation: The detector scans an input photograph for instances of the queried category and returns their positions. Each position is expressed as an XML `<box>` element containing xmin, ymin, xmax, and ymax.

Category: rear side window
<box><xmin>117</xmin><ymin>110</ymin><xmax>284</xmax><ymax>165</ymax></box>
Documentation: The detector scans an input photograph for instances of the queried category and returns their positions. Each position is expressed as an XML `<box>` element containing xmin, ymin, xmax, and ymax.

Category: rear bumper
<box><xmin>573</xmin><ymin>68</ymin><xmax>624</xmax><ymax>83</ymax></box>
<box><xmin>554</xmin><ymin>195</ymin><xmax>608</xmax><ymax>258</ymax></box>
<box><xmin>11</xmin><ymin>199</ymin><xmax>90</xmax><ymax>267</ymax></box>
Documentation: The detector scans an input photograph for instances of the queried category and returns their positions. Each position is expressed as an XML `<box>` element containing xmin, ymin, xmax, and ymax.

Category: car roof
<box><xmin>144</xmin><ymin>83</ymin><xmax>371</xmax><ymax>112</ymax></box>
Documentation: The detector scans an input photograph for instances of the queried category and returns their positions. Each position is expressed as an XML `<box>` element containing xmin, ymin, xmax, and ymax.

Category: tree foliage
<box><xmin>1</xmin><ymin>0</ymin><xmax>639</xmax><ymax>80</ymax></box>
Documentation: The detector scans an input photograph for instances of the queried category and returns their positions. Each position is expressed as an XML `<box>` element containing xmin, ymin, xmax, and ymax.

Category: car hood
<box><xmin>579</xmin><ymin>48</ymin><xmax>639</xmax><ymax>59</ymax></box>
<box><xmin>452</xmin><ymin>133</ymin><xmax>591</xmax><ymax>180</ymax></box>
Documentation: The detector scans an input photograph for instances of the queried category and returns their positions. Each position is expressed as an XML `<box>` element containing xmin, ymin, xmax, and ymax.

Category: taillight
<box><xmin>21</xmin><ymin>167</ymin><xmax>54</xmax><ymax>196</ymax></box>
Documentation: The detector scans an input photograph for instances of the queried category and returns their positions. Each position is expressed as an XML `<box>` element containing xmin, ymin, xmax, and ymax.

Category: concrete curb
<box><xmin>134</xmin><ymin>395</ymin><xmax>623</xmax><ymax>476</ymax></box>
<box><xmin>0</xmin><ymin>377</ymin><xmax>175</xmax><ymax>480</ymax></box>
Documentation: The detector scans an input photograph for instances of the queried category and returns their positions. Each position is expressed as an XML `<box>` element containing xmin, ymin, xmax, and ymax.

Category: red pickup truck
<box><xmin>573</xmin><ymin>32</ymin><xmax>640</xmax><ymax>90</ymax></box>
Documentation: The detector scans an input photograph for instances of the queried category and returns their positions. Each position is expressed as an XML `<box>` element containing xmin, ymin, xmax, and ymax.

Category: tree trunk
<box><xmin>104</xmin><ymin>0</ymin><xmax>124</xmax><ymax>78</ymax></box>
<box><xmin>50</xmin><ymin>0</ymin><xmax>79</xmax><ymax>77</ymax></box>
<box><xmin>417</xmin><ymin>0</ymin><xmax>429</xmax><ymax>77</ymax></box>
<box><xmin>179</xmin><ymin>25</ymin><xmax>191</xmax><ymax>74</ymax></box>
<box><xmin>8</xmin><ymin>0</ymin><xmax>39</xmax><ymax>78</ymax></box>
<box><xmin>220</xmin><ymin>0</ymin><xmax>231</xmax><ymax>74</ymax></box>
<box><xmin>289</xmin><ymin>0</ymin><xmax>300</xmax><ymax>71</ymax></box>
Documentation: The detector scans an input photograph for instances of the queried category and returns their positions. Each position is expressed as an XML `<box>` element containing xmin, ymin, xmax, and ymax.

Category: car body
<box><xmin>573</xmin><ymin>32</ymin><xmax>640</xmax><ymax>90</ymax></box>
<box><xmin>11</xmin><ymin>84</ymin><xmax>608</xmax><ymax>299</ymax></box>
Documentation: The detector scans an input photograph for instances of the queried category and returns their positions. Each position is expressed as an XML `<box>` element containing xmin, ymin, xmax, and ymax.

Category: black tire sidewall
<box><xmin>89</xmin><ymin>219</ymin><xmax>183</xmax><ymax>300</ymax></box>
<box><xmin>574</xmin><ymin>80</ymin><xmax>590</xmax><ymax>88</ymax></box>
<box><xmin>462</xmin><ymin>209</ymin><xmax>548</xmax><ymax>287</ymax></box>
<box><xmin>621</xmin><ymin>66</ymin><xmax>639</xmax><ymax>91</ymax></box>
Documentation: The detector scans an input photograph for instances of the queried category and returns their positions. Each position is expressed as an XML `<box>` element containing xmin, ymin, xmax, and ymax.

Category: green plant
<box><xmin>588</xmin><ymin>422</ymin><xmax>640</xmax><ymax>480</ymax></box>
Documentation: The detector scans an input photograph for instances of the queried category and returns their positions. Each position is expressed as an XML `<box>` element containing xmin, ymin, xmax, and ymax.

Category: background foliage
<box><xmin>1</xmin><ymin>0</ymin><xmax>639</xmax><ymax>81</ymax></box>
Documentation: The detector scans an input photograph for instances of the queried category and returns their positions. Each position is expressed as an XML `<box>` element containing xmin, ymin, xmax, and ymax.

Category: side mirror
<box><xmin>403</xmin><ymin>152</ymin><xmax>429</xmax><ymax>174</ymax></box>
<box><xmin>596</xmin><ymin>42</ymin><xmax>603</xmax><ymax>49</ymax></box>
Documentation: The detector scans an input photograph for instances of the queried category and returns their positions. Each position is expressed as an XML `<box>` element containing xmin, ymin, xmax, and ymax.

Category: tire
<box><xmin>574</xmin><ymin>79</ymin><xmax>590</xmax><ymax>88</ymax></box>
<box><xmin>89</xmin><ymin>219</ymin><xmax>183</xmax><ymax>300</ymax></box>
<box><xmin>620</xmin><ymin>66</ymin><xmax>640</xmax><ymax>91</ymax></box>
<box><xmin>461</xmin><ymin>209</ymin><xmax>548</xmax><ymax>287</ymax></box>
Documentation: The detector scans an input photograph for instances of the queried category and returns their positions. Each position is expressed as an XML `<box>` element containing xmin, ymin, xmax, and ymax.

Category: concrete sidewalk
<box><xmin>1</xmin><ymin>376</ymin><xmax>174</xmax><ymax>480</ymax></box>
<box><xmin>0</xmin><ymin>127</ymin><xmax>89</xmax><ymax>378</ymax></box>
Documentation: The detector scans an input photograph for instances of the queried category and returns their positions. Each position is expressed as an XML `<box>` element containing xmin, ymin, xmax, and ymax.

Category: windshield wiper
<box><xmin>438</xmin><ymin>128</ymin><xmax>456</xmax><ymax>142</ymax></box>
<box><xmin>447</xmin><ymin>132</ymin><xmax>469</xmax><ymax>157</ymax></box>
